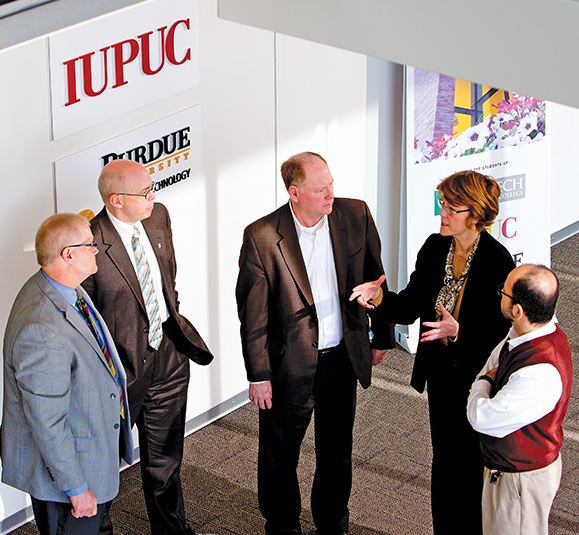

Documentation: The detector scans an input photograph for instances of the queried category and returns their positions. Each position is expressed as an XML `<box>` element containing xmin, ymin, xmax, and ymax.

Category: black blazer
<box><xmin>235</xmin><ymin>199</ymin><xmax>396</xmax><ymax>405</ymax></box>
<box><xmin>380</xmin><ymin>231</ymin><xmax>515</xmax><ymax>393</ymax></box>
<box><xmin>82</xmin><ymin>203</ymin><xmax>213</xmax><ymax>418</ymax></box>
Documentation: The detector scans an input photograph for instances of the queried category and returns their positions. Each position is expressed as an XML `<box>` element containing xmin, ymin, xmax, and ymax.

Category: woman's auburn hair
<box><xmin>438</xmin><ymin>170</ymin><xmax>501</xmax><ymax>231</ymax></box>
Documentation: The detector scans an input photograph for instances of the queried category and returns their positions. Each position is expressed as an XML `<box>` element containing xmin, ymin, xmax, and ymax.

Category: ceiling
<box><xmin>218</xmin><ymin>0</ymin><xmax>579</xmax><ymax>109</ymax></box>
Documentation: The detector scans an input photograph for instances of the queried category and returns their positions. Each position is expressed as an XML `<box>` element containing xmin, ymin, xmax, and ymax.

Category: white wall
<box><xmin>0</xmin><ymin>0</ymin><xmax>276</xmax><ymax>529</ymax></box>
<box><xmin>550</xmin><ymin>103</ymin><xmax>579</xmax><ymax>238</ymax></box>
<box><xmin>0</xmin><ymin>1</ymin><xmax>387</xmax><ymax>532</ymax></box>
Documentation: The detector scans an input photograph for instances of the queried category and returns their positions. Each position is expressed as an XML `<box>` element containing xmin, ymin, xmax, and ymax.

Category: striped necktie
<box><xmin>75</xmin><ymin>290</ymin><xmax>125</xmax><ymax>419</ymax></box>
<box><xmin>131</xmin><ymin>227</ymin><xmax>163</xmax><ymax>350</ymax></box>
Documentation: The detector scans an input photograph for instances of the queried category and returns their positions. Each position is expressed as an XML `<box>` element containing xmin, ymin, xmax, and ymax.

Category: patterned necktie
<box><xmin>75</xmin><ymin>290</ymin><xmax>125</xmax><ymax>419</ymax></box>
<box><xmin>131</xmin><ymin>227</ymin><xmax>163</xmax><ymax>350</ymax></box>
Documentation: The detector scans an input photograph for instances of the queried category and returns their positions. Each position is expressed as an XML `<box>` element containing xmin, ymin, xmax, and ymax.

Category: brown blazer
<box><xmin>235</xmin><ymin>199</ymin><xmax>395</xmax><ymax>405</ymax></box>
<box><xmin>82</xmin><ymin>203</ymin><xmax>213</xmax><ymax>417</ymax></box>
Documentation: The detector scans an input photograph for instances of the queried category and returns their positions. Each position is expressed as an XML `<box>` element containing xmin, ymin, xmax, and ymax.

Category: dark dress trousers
<box><xmin>82</xmin><ymin>203</ymin><xmax>213</xmax><ymax>535</ymax></box>
<box><xmin>377</xmin><ymin>231</ymin><xmax>515</xmax><ymax>535</ymax></box>
<box><xmin>236</xmin><ymin>199</ymin><xmax>395</xmax><ymax>535</ymax></box>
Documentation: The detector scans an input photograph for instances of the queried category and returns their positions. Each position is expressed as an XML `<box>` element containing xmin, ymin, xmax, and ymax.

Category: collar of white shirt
<box><xmin>289</xmin><ymin>201</ymin><xmax>328</xmax><ymax>236</ymax></box>
<box><xmin>507</xmin><ymin>318</ymin><xmax>557</xmax><ymax>350</ymax></box>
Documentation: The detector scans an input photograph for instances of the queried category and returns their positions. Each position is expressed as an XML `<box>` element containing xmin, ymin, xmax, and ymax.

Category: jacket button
<box><xmin>110</xmin><ymin>393</ymin><xmax>116</xmax><ymax>400</ymax></box>
<box><xmin>143</xmin><ymin>327</ymin><xmax>149</xmax><ymax>333</ymax></box>
<box><xmin>312</xmin><ymin>342</ymin><xmax>318</xmax><ymax>348</ymax></box>
<box><xmin>114</xmin><ymin>423</ymin><xmax>119</xmax><ymax>429</ymax></box>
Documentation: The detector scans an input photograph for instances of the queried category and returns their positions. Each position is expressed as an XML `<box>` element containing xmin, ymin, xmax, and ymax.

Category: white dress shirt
<box><xmin>106</xmin><ymin>208</ymin><xmax>169</xmax><ymax>323</ymax></box>
<box><xmin>290</xmin><ymin>203</ymin><xmax>342</xmax><ymax>350</ymax></box>
<box><xmin>467</xmin><ymin>319</ymin><xmax>562</xmax><ymax>438</ymax></box>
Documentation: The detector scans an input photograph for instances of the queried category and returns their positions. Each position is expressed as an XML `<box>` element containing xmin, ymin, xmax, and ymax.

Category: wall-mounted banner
<box><xmin>49</xmin><ymin>0</ymin><xmax>198</xmax><ymax>140</ymax></box>
<box><xmin>54</xmin><ymin>106</ymin><xmax>201</xmax><ymax>218</ymax></box>
<box><xmin>403</xmin><ymin>66</ymin><xmax>550</xmax><ymax>352</ymax></box>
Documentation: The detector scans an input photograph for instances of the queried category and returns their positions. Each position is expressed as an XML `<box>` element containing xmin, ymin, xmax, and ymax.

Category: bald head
<box><xmin>98</xmin><ymin>159</ymin><xmax>156</xmax><ymax>224</ymax></box>
<box><xmin>98</xmin><ymin>159</ymin><xmax>151</xmax><ymax>206</ymax></box>
<box><xmin>509</xmin><ymin>264</ymin><xmax>559</xmax><ymax>325</ymax></box>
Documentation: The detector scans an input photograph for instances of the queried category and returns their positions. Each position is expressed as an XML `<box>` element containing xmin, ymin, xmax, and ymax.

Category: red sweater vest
<box><xmin>479</xmin><ymin>326</ymin><xmax>572</xmax><ymax>472</ymax></box>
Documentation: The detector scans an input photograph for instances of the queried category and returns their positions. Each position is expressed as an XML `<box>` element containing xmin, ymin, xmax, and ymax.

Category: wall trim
<box><xmin>551</xmin><ymin>222</ymin><xmax>579</xmax><ymax>246</ymax></box>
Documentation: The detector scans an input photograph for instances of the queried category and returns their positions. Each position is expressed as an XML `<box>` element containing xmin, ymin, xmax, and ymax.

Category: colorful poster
<box><xmin>49</xmin><ymin>0</ymin><xmax>199</xmax><ymax>139</ymax></box>
<box><xmin>402</xmin><ymin>67</ymin><xmax>550</xmax><ymax>352</ymax></box>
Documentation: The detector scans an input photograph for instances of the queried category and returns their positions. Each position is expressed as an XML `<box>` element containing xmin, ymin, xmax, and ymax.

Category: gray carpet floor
<box><xmin>11</xmin><ymin>233</ymin><xmax>579</xmax><ymax>534</ymax></box>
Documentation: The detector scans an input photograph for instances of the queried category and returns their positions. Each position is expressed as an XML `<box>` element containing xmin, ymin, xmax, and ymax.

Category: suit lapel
<box><xmin>328</xmin><ymin>204</ymin><xmax>348</xmax><ymax>303</ymax></box>
<box><xmin>34</xmin><ymin>272</ymin><xmax>113</xmax><ymax>375</ymax></box>
<box><xmin>277</xmin><ymin>204</ymin><xmax>316</xmax><ymax>312</ymax></box>
<box><xmin>97</xmin><ymin>209</ymin><xmax>147</xmax><ymax>313</ymax></box>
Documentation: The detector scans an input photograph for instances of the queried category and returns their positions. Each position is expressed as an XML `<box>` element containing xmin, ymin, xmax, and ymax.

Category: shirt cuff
<box><xmin>65</xmin><ymin>482</ymin><xmax>88</xmax><ymax>497</ymax></box>
<box><xmin>369</xmin><ymin>287</ymin><xmax>383</xmax><ymax>307</ymax></box>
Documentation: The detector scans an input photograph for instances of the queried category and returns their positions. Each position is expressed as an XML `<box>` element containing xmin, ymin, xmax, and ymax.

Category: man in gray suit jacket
<box><xmin>2</xmin><ymin>213</ymin><xmax>133</xmax><ymax>535</ymax></box>
<box><xmin>236</xmin><ymin>152</ymin><xmax>395</xmax><ymax>535</ymax></box>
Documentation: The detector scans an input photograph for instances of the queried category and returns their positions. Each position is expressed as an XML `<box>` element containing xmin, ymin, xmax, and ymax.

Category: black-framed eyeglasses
<box><xmin>437</xmin><ymin>197</ymin><xmax>470</xmax><ymax>216</ymax></box>
<box><xmin>61</xmin><ymin>242</ymin><xmax>98</xmax><ymax>255</ymax></box>
<box><xmin>497</xmin><ymin>283</ymin><xmax>514</xmax><ymax>300</ymax></box>
<box><xmin>115</xmin><ymin>184</ymin><xmax>155</xmax><ymax>199</ymax></box>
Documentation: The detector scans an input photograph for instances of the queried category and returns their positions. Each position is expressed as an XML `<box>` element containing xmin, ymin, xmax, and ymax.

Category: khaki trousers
<box><xmin>482</xmin><ymin>455</ymin><xmax>562</xmax><ymax>535</ymax></box>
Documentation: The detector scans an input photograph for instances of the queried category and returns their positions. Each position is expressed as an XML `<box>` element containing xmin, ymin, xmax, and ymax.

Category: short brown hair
<box><xmin>35</xmin><ymin>213</ymin><xmax>89</xmax><ymax>267</ymax></box>
<box><xmin>280</xmin><ymin>152</ymin><xmax>327</xmax><ymax>190</ymax></box>
<box><xmin>438</xmin><ymin>170</ymin><xmax>501</xmax><ymax>231</ymax></box>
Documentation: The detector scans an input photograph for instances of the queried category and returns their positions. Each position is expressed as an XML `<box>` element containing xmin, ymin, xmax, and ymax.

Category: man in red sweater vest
<box><xmin>467</xmin><ymin>263</ymin><xmax>572</xmax><ymax>535</ymax></box>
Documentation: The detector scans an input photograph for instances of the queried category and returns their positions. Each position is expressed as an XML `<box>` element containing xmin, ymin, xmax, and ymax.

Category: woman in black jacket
<box><xmin>352</xmin><ymin>171</ymin><xmax>515</xmax><ymax>535</ymax></box>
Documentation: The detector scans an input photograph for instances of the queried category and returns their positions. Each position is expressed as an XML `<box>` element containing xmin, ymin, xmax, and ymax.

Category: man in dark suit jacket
<box><xmin>2</xmin><ymin>213</ymin><xmax>133</xmax><ymax>535</ymax></box>
<box><xmin>82</xmin><ymin>159</ymin><xmax>214</xmax><ymax>535</ymax></box>
<box><xmin>235</xmin><ymin>152</ymin><xmax>395</xmax><ymax>535</ymax></box>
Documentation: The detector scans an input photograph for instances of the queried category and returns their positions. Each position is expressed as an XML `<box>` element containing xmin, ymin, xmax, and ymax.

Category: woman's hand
<box><xmin>349</xmin><ymin>274</ymin><xmax>386</xmax><ymax>309</ymax></box>
<box><xmin>421</xmin><ymin>304</ymin><xmax>459</xmax><ymax>342</ymax></box>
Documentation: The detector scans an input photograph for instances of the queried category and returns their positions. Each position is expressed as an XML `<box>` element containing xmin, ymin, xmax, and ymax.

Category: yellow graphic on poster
<box><xmin>413</xmin><ymin>70</ymin><xmax>546</xmax><ymax>164</ymax></box>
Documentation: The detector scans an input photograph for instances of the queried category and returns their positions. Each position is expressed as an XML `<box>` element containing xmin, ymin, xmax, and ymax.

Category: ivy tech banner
<box><xmin>403</xmin><ymin>66</ymin><xmax>550</xmax><ymax>352</ymax></box>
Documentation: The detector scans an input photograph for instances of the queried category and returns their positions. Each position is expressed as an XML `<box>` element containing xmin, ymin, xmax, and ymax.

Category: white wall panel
<box><xmin>275</xmin><ymin>34</ymin><xmax>369</xmax><ymax>206</ymax></box>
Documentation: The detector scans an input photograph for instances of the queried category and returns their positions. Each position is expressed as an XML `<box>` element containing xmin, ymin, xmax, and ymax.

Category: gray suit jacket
<box><xmin>1</xmin><ymin>270</ymin><xmax>133</xmax><ymax>504</ymax></box>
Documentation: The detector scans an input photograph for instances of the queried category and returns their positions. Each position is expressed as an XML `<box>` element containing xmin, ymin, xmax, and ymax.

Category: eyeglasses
<box><xmin>437</xmin><ymin>198</ymin><xmax>470</xmax><ymax>216</ymax></box>
<box><xmin>61</xmin><ymin>242</ymin><xmax>98</xmax><ymax>255</ymax></box>
<box><xmin>116</xmin><ymin>184</ymin><xmax>155</xmax><ymax>199</ymax></box>
<box><xmin>497</xmin><ymin>283</ymin><xmax>514</xmax><ymax>300</ymax></box>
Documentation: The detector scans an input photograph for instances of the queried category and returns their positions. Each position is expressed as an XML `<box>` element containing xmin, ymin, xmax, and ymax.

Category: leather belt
<box><xmin>318</xmin><ymin>342</ymin><xmax>343</xmax><ymax>357</ymax></box>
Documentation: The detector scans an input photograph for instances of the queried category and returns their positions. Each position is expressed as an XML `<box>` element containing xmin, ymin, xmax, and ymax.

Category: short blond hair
<box><xmin>35</xmin><ymin>213</ymin><xmax>88</xmax><ymax>267</ymax></box>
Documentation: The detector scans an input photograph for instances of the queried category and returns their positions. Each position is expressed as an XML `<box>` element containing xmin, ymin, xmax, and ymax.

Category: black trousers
<box><xmin>427</xmin><ymin>366</ymin><xmax>484</xmax><ymax>535</ymax></box>
<box><xmin>100</xmin><ymin>326</ymin><xmax>191</xmax><ymax>535</ymax></box>
<box><xmin>32</xmin><ymin>498</ymin><xmax>106</xmax><ymax>535</ymax></box>
<box><xmin>258</xmin><ymin>345</ymin><xmax>357</xmax><ymax>535</ymax></box>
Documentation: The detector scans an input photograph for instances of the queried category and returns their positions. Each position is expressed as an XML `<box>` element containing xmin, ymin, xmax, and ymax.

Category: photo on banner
<box><xmin>402</xmin><ymin>66</ymin><xmax>550</xmax><ymax>352</ymax></box>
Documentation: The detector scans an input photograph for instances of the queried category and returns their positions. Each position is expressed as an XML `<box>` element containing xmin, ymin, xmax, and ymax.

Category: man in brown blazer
<box><xmin>82</xmin><ymin>159</ymin><xmax>214</xmax><ymax>535</ymax></box>
<box><xmin>235</xmin><ymin>152</ymin><xmax>395</xmax><ymax>535</ymax></box>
